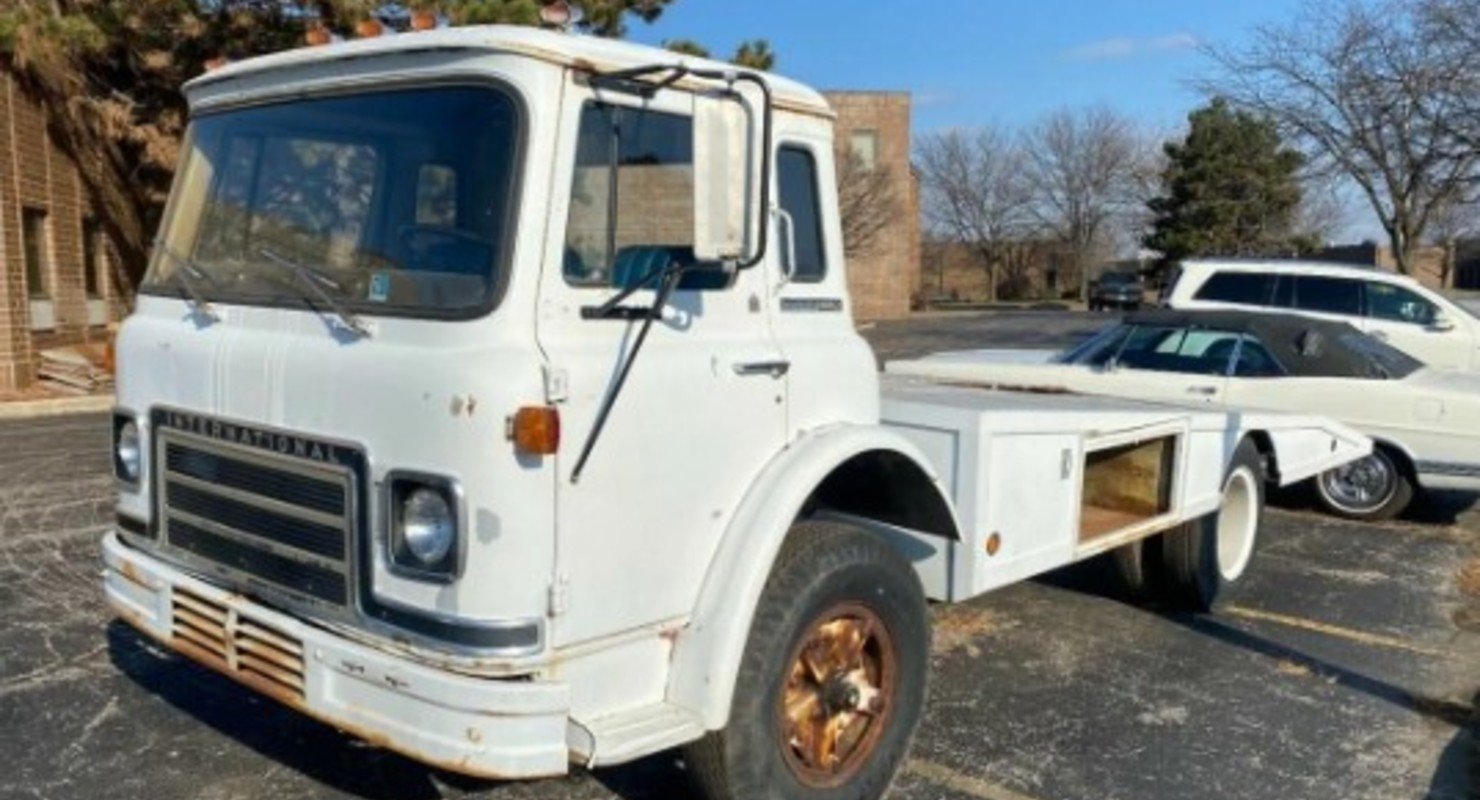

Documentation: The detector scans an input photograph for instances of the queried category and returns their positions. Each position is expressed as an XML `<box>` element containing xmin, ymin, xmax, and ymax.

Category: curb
<box><xmin>0</xmin><ymin>394</ymin><xmax>114</xmax><ymax>421</ymax></box>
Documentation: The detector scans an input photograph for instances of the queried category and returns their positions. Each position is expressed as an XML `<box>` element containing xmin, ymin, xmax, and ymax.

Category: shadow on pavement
<box><xmin>106</xmin><ymin>620</ymin><xmax>698</xmax><ymax>799</ymax></box>
<box><xmin>1427</xmin><ymin>689</ymin><xmax>1478</xmax><ymax>800</ymax></box>
<box><xmin>1268</xmin><ymin>483</ymin><xmax>1479</xmax><ymax>527</ymax></box>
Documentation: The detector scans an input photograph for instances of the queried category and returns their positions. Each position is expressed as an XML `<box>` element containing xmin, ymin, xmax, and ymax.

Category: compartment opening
<box><xmin>1080</xmin><ymin>436</ymin><xmax>1176</xmax><ymax>541</ymax></box>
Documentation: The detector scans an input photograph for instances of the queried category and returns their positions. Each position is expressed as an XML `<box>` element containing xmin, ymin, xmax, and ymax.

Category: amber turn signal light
<box><xmin>510</xmin><ymin>406</ymin><xmax>560</xmax><ymax>455</ymax></box>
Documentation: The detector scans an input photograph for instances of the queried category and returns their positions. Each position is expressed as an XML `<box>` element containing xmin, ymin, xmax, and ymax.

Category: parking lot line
<box><xmin>906</xmin><ymin>757</ymin><xmax>1049</xmax><ymax>800</ymax></box>
<box><xmin>1224</xmin><ymin>605</ymin><xmax>1446</xmax><ymax>657</ymax></box>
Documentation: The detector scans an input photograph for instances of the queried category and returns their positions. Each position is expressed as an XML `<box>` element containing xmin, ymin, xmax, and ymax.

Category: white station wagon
<box><xmin>1164</xmin><ymin>259</ymin><xmax>1480</xmax><ymax>372</ymax></box>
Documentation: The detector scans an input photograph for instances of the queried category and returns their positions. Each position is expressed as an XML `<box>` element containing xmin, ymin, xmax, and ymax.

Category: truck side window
<box><xmin>777</xmin><ymin>146</ymin><xmax>827</xmax><ymax>282</ymax></box>
<box><xmin>563</xmin><ymin>101</ymin><xmax>720</xmax><ymax>290</ymax></box>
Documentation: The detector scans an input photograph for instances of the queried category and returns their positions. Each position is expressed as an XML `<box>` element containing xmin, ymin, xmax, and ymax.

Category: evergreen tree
<box><xmin>1145</xmin><ymin>98</ymin><xmax>1306</xmax><ymax>262</ymax></box>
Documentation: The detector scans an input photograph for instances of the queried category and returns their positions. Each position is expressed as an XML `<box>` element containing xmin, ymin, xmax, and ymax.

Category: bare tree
<box><xmin>915</xmin><ymin>127</ymin><xmax>1033</xmax><ymax>302</ymax></box>
<box><xmin>1022</xmin><ymin>106</ymin><xmax>1141</xmax><ymax>298</ymax></box>
<box><xmin>1292</xmin><ymin>165</ymin><xmax>1350</xmax><ymax>249</ymax></box>
<box><xmin>835</xmin><ymin>148</ymin><xmax>899</xmax><ymax>258</ymax></box>
<box><xmin>1206</xmin><ymin>0</ymin><xmax>1480</xmax><ymax>274</ymax></box>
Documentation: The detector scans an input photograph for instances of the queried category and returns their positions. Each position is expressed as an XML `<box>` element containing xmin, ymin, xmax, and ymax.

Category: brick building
<box><xmin>822</xmin><ymin>91</ymin><xmax>919</xmax><ymax>320</ymax></box>
<box><xmin>0</xmin><ymin>70</ymin><xmax>126</xmax><ymax>392</ymax></box>
<box><xmin>921</xmin><ymin>238</ymin><xmax>1078</xmax><ymax>303</ymax></box>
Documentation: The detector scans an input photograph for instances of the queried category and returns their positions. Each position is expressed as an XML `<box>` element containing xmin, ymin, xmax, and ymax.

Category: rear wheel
<box><xmin>1109</xmin><ymin>535</ymin><xmax>1167</xmax><ymax>599</ymax></box>
<box><xmin>1162</xmin><ymin>439</ymin><xmax>1264</xmax><ymax>612</ymax></box>
<box><xmin>685</xmin><ymin>520</ymin><xmax>928</xmax><ymax>800</ymax></box>
<box><xmin>1314</xmin><ymin>448</ymin><xmax>1414</xmax><ymax>522</ymax></box>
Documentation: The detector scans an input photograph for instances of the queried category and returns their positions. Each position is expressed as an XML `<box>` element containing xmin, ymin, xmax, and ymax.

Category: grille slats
<box><xmin>155</xmin><ymin>419</ymin><xmax>354</xmax><ymax>613</ymax></box>
<box><xmin>168</xmin><ymin>520</ymin><xmax>348</xmax><ymax>605</ymax></box>
<box><xmin>166</xmin><ymin>443</ymin><xmax>345</xmax><ymax>515</ymax></box>
<box><xmin>170</xmin><ymin>587</ymin><xmax>306</xmax><ymax>701</ymax></box>
<box><xmin>166</xmin><ymin>481</ymin><xmax>345</xmax><ymax>560</ymax></box>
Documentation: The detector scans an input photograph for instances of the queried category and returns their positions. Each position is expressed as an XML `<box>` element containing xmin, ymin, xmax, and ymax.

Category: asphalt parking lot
<box><xmin>2</xmin><ymin>310</ymin><xmax>1478</xmax><ymax>800</ymax></box>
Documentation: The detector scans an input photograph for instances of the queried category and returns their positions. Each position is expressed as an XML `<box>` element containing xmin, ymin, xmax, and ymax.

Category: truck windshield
<box><xmin>143</xmin><ymin>86</ymin><xmax>521</xmax><ymax>318</ymax></box>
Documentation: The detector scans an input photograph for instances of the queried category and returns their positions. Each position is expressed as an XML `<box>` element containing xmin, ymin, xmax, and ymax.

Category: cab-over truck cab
<box><xmin>103</xmin><ymin>27</ymin><xmax>1370</xmax><ymax>800</ymax></box>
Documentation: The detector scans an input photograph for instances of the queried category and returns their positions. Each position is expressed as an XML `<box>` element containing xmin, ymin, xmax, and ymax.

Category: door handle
<box><xmin>1187</xmin><ymin>386</ymin><xmax>1217</xmax><ymax>396</ymax></box>
<box><xmin>733</xmin><ymin>360</ymin><xmax>791</xmax><ymax>377</ymax></box>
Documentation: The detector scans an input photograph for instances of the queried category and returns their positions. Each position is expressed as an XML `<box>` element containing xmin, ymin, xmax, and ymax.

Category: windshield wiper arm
<box><xmin>258</xmin><ymin>248</ymin><xmax>371</xmax><ymax>338</ymax></box>
<box><xmin>153</xmin><ymin>242</ymin><xmax>219</xmax><ymax>319</ymax></box>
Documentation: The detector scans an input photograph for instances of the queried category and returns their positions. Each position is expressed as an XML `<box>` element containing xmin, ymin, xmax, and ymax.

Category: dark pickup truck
<box><xmin>1089</xmin><ymin>270</ymin><xmax>1145</xmax><ymax>311</ymax></box>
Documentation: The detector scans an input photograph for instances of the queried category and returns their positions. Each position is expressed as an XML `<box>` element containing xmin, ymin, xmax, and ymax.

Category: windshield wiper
<box><xmin>153</xmin><ymin>242</ymin><xmax>219</xmax><ymax>320</ymax></box>
<box><xmin>569</xmin><ymin>259</ymin><xmax>690</xmax><ymax>484</ymax></box>
<box><xmin>258</xmin><ymin>247</ymin><xmax>371</xmax><ymax>338</ymax></box>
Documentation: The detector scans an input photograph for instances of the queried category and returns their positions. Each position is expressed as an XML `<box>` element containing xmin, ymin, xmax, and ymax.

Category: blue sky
<box><xmin>629</xmin><ymin>0</ymin><xmax>1384</xmax><ymax>239</ymax></box>
<box><xmin>628</xmin><ymin>1</ymin><xmax>1302</xmax><ymax>133</ymax></box>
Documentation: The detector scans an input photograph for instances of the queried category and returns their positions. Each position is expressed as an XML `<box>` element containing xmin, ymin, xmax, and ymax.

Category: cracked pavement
<box><xmin>2</xmin><ymin>310</ymin><xmax>1478</xmax><ymax>800</ymax></box>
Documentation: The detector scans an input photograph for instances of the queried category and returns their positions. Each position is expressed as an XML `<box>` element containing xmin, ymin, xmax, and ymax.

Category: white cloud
<box><xmin>1065</xmin><ymin>32</ymin><xmax>1200</xmax><ymax>62</ymax></box>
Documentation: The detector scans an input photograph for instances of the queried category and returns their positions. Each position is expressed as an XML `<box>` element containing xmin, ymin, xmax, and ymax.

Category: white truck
<box><xmin>103</xmin><ymin>27</ymin><xmax>1370</xmax><ymax>799</ymax></box>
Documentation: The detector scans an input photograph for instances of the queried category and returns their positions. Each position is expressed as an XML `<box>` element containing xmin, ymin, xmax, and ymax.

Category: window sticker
<box><xmin>369</xmin><ymin>272</ymin><xmax>391</xmax><ymax>303</ymax></box>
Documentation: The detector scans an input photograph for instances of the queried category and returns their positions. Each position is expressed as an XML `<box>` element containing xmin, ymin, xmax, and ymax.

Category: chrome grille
<box><xmin>155</xmin><ymin>419</ymin><xmax>356</xmax><ymax>611</ymax></box>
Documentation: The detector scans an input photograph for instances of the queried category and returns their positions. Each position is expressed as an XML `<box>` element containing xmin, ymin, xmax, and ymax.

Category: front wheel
<box><xmin>685</xmin><ymin>520</ymin><xmax>929</xmax><ymax>800</ymax></box>
<box><xmin>1314</xmin><ymin>448</ymin><xmax>1414</xmax><ymax>522</ymax></box>
<box><xmin>1161</xmin><ymin>439</ymin><xmax>1265</xmax><ymax>612</ymax></box>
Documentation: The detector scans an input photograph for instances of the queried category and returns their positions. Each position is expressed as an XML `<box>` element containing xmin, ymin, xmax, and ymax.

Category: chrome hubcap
<box><xmin>1320</xmin><ymin>453</ymin><xmax>1396</xmax><ymax>512</ymax></box>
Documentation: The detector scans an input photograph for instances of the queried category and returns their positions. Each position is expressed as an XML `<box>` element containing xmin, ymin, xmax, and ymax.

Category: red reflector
<box><xmin>512</xmin><ymin>406</ymin><xmax>560</xmax><ymax>455</ymax></box>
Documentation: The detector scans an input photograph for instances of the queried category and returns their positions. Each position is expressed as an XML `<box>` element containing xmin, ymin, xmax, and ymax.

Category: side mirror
<box><xmin>1430</xmin><ymin>312</ymin><xmax>1457</xmax><ymax>333</ymax></box>
<box><xmin>692</xmin><ymin>92</ymin><xmax>754</xmax><ymax>263</ymax></box>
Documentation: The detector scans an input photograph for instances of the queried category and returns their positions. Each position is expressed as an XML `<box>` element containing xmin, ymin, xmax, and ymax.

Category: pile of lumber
<box><xmin>37</xmin><ymin>345</ymin><xmax>114</xmax><ymax>395</ymax></box>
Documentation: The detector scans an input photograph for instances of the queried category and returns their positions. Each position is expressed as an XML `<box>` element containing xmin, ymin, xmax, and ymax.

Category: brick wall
<box><xmin>823</xmin><ymin>92</ymin><xmax>918</xmax><ymax>321</ymax></box>
<box><xmin>0</xmin><ymin>69</ymin><xmax>123</xmax><ymax>391</ymax></box>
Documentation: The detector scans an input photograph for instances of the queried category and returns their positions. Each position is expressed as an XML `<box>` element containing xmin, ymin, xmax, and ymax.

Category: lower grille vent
<box><xmin>170</xmin><ymin>587</ymin><xmax>306</xmax><ymax>702</ymax></box>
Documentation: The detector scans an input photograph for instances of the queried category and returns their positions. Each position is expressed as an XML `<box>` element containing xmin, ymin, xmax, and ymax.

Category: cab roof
<box><xmin>186</xmin><ymin>25</ymin><xmax>833</xmax><ymax>118</ymax></box>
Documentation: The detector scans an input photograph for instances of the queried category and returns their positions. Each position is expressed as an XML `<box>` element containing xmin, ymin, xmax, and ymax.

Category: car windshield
<box><xmin>1100</xmin><ymin>272</ymin><xmax>1137</xmax><ymax>286</ymax></box>
<box><xmin>1059</xmin><ymin>323</ymin><xmax>1258</xmax><ymax>376</ymax></box>
<box><xmin>142</xmin><ymin>86</ymin><xmax>521</xmax><ymax>318</ymax></box>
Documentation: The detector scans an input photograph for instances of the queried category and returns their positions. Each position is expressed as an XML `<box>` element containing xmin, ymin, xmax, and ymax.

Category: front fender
<box><xmin>664</xmin><ymin>423</ymin><xmax>958</xmax><ymax>730</ymax></box>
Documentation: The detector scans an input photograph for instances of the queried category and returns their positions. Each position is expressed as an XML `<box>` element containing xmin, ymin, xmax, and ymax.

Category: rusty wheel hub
<box><xmin>778</xmin><ymin>602</ymin><xmax>895</xmax><ymax>787</ymax></box>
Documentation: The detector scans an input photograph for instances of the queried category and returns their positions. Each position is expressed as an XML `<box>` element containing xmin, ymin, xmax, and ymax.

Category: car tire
<box><xmin>684</xmin><ymin>519</ymin><xmax>929</xmax><ymax>800</ymax></box>
<box><xmin>1313</xmin><ymin>447</ymin><xmax>1414</xmax><ymax>522</ymax></box>
<box><xmin>1161</xmin><ymin>439</ymin><xmax>1265</xmax><ymax>612</ymax></box>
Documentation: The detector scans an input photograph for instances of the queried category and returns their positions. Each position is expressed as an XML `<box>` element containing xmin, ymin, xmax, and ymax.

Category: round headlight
<box><xmin>401</xmin><ymin>487</ymin><xmax>454</xmax><ymax>565</ymax></box>
<box><xmin>116</xmin><ymin>420</ymin><xmax>141</xmax><ymax>482</ymax></box>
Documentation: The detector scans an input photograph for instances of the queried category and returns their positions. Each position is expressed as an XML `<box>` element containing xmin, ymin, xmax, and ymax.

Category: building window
<box><xmin>83</xmin><ymin>218</ymin><xmax>104</xmax><ymax>298</ymax></box>
<box><xmin>849</xmin><ymin>130</ymin><xmax>879</xmax><ymax>171</ymax></box>
<box><xmin>22</xmin><ymin>208</ymin><xmax>50</xmax><ymax>299</ymax></box>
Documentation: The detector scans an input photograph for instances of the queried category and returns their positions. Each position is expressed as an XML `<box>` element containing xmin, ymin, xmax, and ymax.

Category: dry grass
<box><xmin>932</xmin><ymin>606</ymin><xmax>1015</xmax><ymax>657</ymax></box>
<box><xmin>1275</xmin><ymin>659</ymin><xmax>1313</xmax><ymax>678</ymax></box>
<box><xmin>1457</xmin><ymin>557</ymin><xmax>1480</xmax><ymax>597</ymax></box>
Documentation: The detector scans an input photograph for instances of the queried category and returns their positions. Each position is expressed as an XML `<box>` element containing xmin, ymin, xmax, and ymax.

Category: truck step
<box><xmin>572</xmin><ymin>703</ymin><xmax>706</xmax><ymax>767</ymax></box>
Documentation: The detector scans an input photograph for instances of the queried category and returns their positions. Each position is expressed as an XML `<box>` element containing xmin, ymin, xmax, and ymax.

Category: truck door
<box><xmin>769</xmin><ymin>136</ymin><xmax>881</xmax><ymax>434</ymax></box>
<box><xmin>536</xmin><ymin>86</ymin><xmax>789</xmax><ymax>647</ymax></box>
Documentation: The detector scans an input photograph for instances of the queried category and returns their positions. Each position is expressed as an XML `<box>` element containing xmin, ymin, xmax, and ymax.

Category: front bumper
<box><xmin>102</xmin><ymin>530</ymin><xmax>571</xmax><ymax>778</ymax></box>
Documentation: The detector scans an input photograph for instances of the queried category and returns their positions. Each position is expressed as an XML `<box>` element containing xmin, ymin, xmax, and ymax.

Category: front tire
<box><xmin>685</xmin><ymin>520</ymin><xmax>929</xmax><ymax>800</ymax></box>
<box><xmin>1161</xmin><ymin>439</ymin><xmax>1265</xmax><ymax>612</ymax></box>
<box><xmin>1314</xmin><ymin>448</ymin><xmax>1414</xmax><ymax>522</ymax></box>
